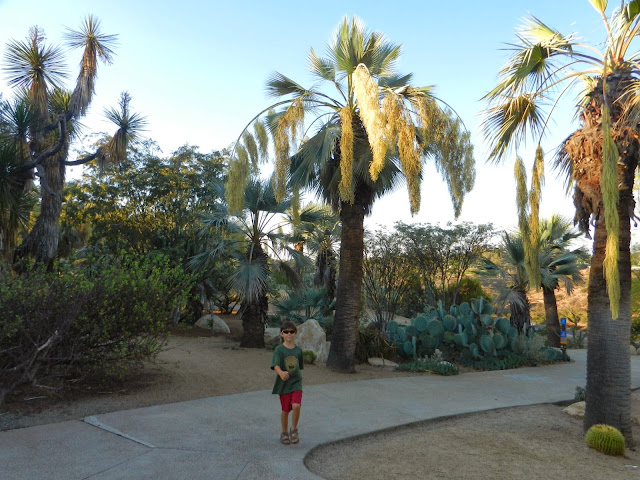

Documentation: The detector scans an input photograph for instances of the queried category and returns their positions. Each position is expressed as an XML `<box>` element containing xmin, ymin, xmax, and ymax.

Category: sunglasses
<box><xmin>282</xmin><ymin>330</ymin><xmax>296</xmax><ymax>334</ymax></box>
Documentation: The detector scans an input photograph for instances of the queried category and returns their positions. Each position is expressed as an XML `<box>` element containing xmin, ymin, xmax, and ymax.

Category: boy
<box><xmin>271</xmin><ymin>321</ymin><xmax>304</xmax><ymax>445</ymax></box>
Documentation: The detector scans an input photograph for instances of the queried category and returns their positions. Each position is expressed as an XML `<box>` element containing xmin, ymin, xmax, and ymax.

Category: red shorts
<box><xmin>279</xmin><ymin>390</ymin><xmax>302</xmax><ymax>412</ymax></box>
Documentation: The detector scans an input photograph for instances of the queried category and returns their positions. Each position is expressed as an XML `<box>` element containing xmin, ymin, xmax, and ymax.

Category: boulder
<box><xmin>264</xmin><ymin>328</ymin><xmax>282</xmax><ymax>345</ymax></box>
<box><xmin>631</xmin><ymin>345</ymin><xmax>639</xmax><ymax>355</ymax></box>
<box><xmin>296</xmin><ymin>319</ymin><xmax>329</xmax><ymax>363</ymax></box>
<box><xmin>368</xmin><ymin>357</ymin><xmax>398</xmax><ymax>368</ymax></box>
<box><xmin>563</xmin><ymin>401</ymin><xmax>585</xmax><ymax>418</ymax></box>
<box><xmin>195</xmin><ymin>314</ymin><xmax>230</xmax><ymax>334</ymax></box>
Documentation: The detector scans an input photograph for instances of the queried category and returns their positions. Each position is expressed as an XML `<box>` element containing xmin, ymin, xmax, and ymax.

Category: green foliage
<box><xmin>585</xmin><ymin>425</ymin><xmax>625</xmax><ymax>456</ymax></box>
<box><xmin>0</xmin><ymin>255</ymin><xmax>194</xmax><ymax>403</ymax></box>
<box><xmin>302</xmin><ymin>350</ymin><xmax>317</xmax><ymax>365</ymax></box>
<box><xmin>394</xmin><ymin>222</ymin><xmax>494</xmax><ymax>310</ymax></box>
<box><xmin>395</xmin><ymin>349</ymin><xmax>459</xmax><ymax>375</ymax></box>
<box><xmin>386</xmin><ymin>297</ymin><xmax>570</xmax><ymax>371</ymax></box>
<box><xmin>574</xmin><ymin>386</ymin><xmax>586</xmax><ymax>402</ymax></box>
<box><xmin>566</xmin><ymin>312</ymin><xmax>587</xmax><ymax>349</ymax></box>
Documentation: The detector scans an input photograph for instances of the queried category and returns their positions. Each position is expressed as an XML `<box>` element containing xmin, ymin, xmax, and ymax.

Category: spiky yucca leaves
<box><xmin>65</xmin><ymin>15</ymin><xmax>117</xmax><ymax>117</ymax></box>
<box><xmin>4</xmin><ymin>27</ymin><xmax>66</xmax><ymax>129</ymax></box>
<box><xmin>102</xmin><ymin>92</ymin><xmax>146</xmax><ymax>168</ymax></box>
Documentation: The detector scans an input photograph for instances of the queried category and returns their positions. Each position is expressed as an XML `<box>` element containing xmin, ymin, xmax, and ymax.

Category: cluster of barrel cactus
<box><xmin>386</xmin><ymin>298</ymin><xmax>536</xmax><ymax>361</ymax></box>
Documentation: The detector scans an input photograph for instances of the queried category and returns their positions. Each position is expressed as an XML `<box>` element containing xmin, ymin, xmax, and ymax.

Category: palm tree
<box><xmin>2</xmin><ymin>16</ymin><xmax>145</xmax><ymax>266</ymax></box>
<box><xmin>538</xmin><ymin>216</ymin><xmax>588</xmax><ymax>347</ymax></box>
<box><xmin>483</xmin><ymin>233</ymin><xmax>532</xmax><ymax>331</ymax></box>
<box><xmin>190</xmin><ymin>178</ymin><xmax>307</xmax><ymax>348</ymax></box>
<box><xmin>226</xmin><ymin>16</ymin><xmax>475</xmax><ymax>372</ymax></box>
<box><xmin>482</xmin><ymin>2</ymin><xmax>640</xmax><ymax>442</ymax></box>
<box><xmin>483</xmin><ymin>228</ymin><xmax>585</xmax><ymax>337</ymax></box>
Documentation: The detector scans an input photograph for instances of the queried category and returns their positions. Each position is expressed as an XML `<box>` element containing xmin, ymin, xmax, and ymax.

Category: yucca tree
<box><xmin>190</xmin><ymin>178</ymin><xmax>307</xmax><ymax>348</ymax></box>
<box><xmin>2</xmin><ymin>17</ymin><xmax>145</xmax><ymax>266</ymax></box>
<box><xmin>482</xmin><ymin>1</ymin><xmax>640</xmax><ymax>442</ymax></box>
<box><xmin>226</xmin><ymin>16</ymin><xmax>475</xmax><ymax>372</ymax></box>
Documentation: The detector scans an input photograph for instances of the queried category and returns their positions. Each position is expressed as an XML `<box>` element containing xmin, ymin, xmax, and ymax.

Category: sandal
<box><xmin>280</xmin><ymin>432</ymin><xmax>290</xmax><ymax>445</ymax></box>
<box><xmin>289</xmin><ymin>428</ymin><xmax>299</xmax><ymax>444</ymax></box>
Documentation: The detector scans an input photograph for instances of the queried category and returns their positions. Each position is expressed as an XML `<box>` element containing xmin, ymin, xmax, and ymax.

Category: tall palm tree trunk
<box><xmin>326</xmin><ymin>194</ymin><xmax>367</xmax><ymax>373</ymax></box>
<box><xmin>239</xmin><ymin>242</ymin><xmax>268</xmax><ymax>348</ymax></box>
<box><xmin>18</xmin><ymin>155</ymin><xmax>65</xmax><ymax>267</ymax></box>
<box><xmin>584</xmin><ymin>186</ymin><xmax>633</xmax><ymax>445</ymax></box>
<box><xmin>543</xmin><ymin>286</ymin><xmax>561</xmax><ymax>348</ymax></box>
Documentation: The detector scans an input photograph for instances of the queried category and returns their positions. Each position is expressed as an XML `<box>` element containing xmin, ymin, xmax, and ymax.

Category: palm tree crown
<box><xmin>226</xmin><ymin>16</ymin><xmax>475</xmax><ymax>218</ymax></box>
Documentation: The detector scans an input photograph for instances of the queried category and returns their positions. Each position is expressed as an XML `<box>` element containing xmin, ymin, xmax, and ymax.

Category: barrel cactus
<box><xmin>585</xmin><ymin>424</ymin><xmax>625</xmax><ymax>456</ymax></box>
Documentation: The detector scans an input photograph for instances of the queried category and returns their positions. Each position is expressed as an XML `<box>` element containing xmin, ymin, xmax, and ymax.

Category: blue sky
<box><xmin>0</xmin><ymin>0</ymin><xmax>620</xmax><ymax>239</ymax></box>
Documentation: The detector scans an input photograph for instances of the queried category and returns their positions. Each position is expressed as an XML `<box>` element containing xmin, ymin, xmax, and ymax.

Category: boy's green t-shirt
<box><xmin>271</xmin><ymin>344</ymin><xmax>304</xmax><ymax>395</ymax></box>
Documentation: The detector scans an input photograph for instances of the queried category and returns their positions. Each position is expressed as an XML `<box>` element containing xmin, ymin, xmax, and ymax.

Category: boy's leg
<box><xmin>291</xmin><ymin>404</ymin><xmax>301</xmax><ymax>430</ymax></box>
<box><xmin>281</xmin><ymin>410</ymin><xmax>289</xmax><ymax>433</ymax></box>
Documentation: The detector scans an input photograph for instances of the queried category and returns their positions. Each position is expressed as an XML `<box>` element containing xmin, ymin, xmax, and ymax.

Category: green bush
<box><xmin>0</xmin><ymin>255</ymin><xmax>194</xmax><ymax>404</ymax></box>
<box><xmin>396</xmin><ymin>349</ymin><xmax>460</xmax><ymax>375</ymax></box>
<box><xmin>302</xmin><ymin>350</ymin><xmax>317</xmax><ymax>365</ymax></box>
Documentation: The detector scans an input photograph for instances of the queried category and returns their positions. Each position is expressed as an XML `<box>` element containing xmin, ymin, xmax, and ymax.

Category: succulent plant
<box><xmin>495</xmin><ymin>317</ymin><xmax>510</xmax><ymax>335</ymax></box>
<box><xmin>442</xmin><ymin>315</ymin><xmax>457</xmax><ymax>332</ymax></box>
<box><xmin>585</xmin><ymin>424</ymin><xmax>625</xmax><ymax>456</ymax></box>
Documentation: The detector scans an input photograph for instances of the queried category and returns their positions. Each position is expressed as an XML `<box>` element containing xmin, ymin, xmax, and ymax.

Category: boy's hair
<box><xmin>280</xmin><ymin>321</ymin><xmax>297</xmax><ymax>333</ymax></box>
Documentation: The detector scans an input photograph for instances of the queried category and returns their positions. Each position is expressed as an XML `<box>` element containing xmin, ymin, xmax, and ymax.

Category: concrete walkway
<box><xmin>2</xmin><ymin>350</ymin><xmax>640</xmax><ymax>480</ymax></box>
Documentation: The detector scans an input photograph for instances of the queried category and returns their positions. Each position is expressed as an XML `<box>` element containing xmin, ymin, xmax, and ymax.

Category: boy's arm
<box><xmin>273</xmin><ymin>365</ymin><xmax>289</xmax><ymax>381</ymax></box>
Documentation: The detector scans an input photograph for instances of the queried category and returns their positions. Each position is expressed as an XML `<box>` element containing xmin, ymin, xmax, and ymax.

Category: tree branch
<box><xmin>16</xmin><ymin>117</ymin><xmax>68</xmax><ymax>172</ymax></box>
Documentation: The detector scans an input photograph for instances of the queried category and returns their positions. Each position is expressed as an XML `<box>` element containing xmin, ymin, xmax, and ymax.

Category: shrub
<box><xmin>302</xmin><ymin>350</ymin><xmax>317</xmax><ymax>365</ymax></box>
<box><xmin>396</xmin><ymin>349</ymin><xmax>460</xmax><ymax>375</ymax></box>
<box><xmin>355</xmin><ymin>327</ymin><xmax>396</xmax><ymax>364</ymax></box>
<box><xmin>0</xmin><ymin>255</ymin><xmax>194</xmax><ymax>404</ymax></box>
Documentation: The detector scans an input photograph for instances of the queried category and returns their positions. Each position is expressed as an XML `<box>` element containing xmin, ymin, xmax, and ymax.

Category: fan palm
<box><xmin>226</xmin><ymin>16</ymin><xmax>475</xmax><ymax>371</ymax></box>
<box><xmin>482</xmin><ymin>1</ymin><xmax>640</xmax><ymax>441</ymax></box>
<box><xmin>2</xmin><ymin>16</ymin><xmax>145</xmax><ymax>266</ymax></box>
<box><xmin>190</xmin><ymin>178</ymin><xmax>307</xmax><ymax>347</ymax></box>
<box><xmin>483</xmin><ymin>229</ymin><xmax>585</xmax><ymax>335</ymax></box>
<box><xmin>538</xmin><ymin>216</ymin><xmax>588</xmax><ymax>347</ymax></box>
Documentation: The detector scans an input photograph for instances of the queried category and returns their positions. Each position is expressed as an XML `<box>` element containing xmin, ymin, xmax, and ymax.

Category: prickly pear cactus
<box><xmin>585</xmin><ymin>424</ymin><xmax>625</xmax><ymax>456</ymax></box>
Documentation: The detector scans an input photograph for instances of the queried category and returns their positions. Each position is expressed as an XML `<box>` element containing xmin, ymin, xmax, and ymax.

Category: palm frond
<box><xmin>482</xmin><ymin>94</ymin><xmax>545</xmax><ymax>162</ymax></box>
<box><xmin>266</xmin><ymin>72</ymin><xmax>309</xmax><ymax>98</ymax></box>
<box><xmin>309</xmin><ymin>48</ymin><xmax>335</xmax><ymax>82</ymax></box>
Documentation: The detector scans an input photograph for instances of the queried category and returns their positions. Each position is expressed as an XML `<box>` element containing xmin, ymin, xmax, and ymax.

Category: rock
<box><xmin>631</xmin><ymin>345</ymin><xmax>638</xmax><ymax>355</ymax></box>
<box><xmin>264</xmin><ymin>328</ymin><xmax>282</xmax><ymax>345</ymax></box>
<box><xmin>368</xmin><ymin>357</ymin><xmax>398</xmax><ymax>368</ymax></box>
<box><xmin>195</xmin><ymin>314</ymin><xmax>230</xmax><ymax>334</ymax></box>
<box><xmin>563</xmin><ymin>401</ymin><xmax>585</xmax><ymax>418</ymax></box>
<box><xmin>296</xmin><ymin>319</ymin><xmax>329</xmax><ymax>363</ymax></box>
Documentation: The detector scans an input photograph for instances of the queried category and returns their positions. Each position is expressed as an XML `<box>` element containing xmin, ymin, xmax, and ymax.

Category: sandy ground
<box><xmin>306</xmin><ymin>395</ymin><xmax>640</xmax><ymax>480</ymax></box>
<box><xmin>2</xmin><ymin>317</ymin><xmax>638</xmax><ymax>479</ymax></box>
